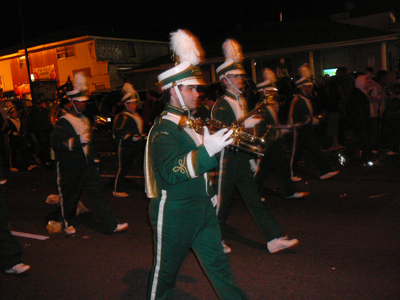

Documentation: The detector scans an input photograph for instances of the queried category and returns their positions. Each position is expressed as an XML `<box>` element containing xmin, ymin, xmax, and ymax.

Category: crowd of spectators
<box><xmin>310</xmin><ymin>67</ymin><xmax>400</xmax><ymax>165</ymax></box>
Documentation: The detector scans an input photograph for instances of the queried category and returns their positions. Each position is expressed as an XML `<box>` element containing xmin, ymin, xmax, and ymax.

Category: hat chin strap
<box><xmin>173</xmin><ymin>84</ymin><xmax>191</xmax><ymax>116</ymax></box>
<box><xmin>224</xmin><ymin>75</ymin><xmax>242</xmax><ymax>95</ymax></box>
<box><xmin>71</xmin><ymin>100</ymin><xmax>81</xmax><ymax>115</ymax></box>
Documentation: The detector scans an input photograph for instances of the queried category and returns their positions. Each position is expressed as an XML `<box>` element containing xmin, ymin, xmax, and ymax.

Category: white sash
<box><xmin>61</xmin><ymin>113</ymin><xmax>90</xmax><ymax>155</ymax></box>
<box><xmin>223</xmin><ymin>95</ymin><xmax>247</xmax><ymax>120</ymax></box>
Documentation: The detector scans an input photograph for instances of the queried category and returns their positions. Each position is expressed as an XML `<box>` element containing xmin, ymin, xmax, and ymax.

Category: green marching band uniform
<box><xmin>144</xmin><ymin>30</ymin><xmax>248</xmax><ymax>300</ymax></box>
<box><xmin>288</xmin><ymin>77</ymin><xmax>333</xmax><ymax>177</ymax></box>
<box><xmin>51</xmin><ymin>74</ymin><xmax>122</xmax><ymax>234</ymax></box>
<box><xmin>253</xmin><ymin>70</ymin><xmax>301</xmax><ymax>198</ymax></box>
<box><xmin>211</xmin><ymin>39</ymin><xmax>298</xmax><ymax>254</ymax></box>
<box><xmin>212</xmin><ymin>90</ymin><xmax>285</xmax><ymax>241</ymax></box>
<box><xmin>113</xmin><ymin>89</ymin><xmax>144</xmax><ymax>196</ymax></box>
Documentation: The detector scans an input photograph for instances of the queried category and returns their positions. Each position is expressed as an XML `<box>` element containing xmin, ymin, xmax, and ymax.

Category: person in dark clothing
<box><xmin>346</xmin><ymin>75</ymin><xmax>379</xmax><ymax>165</ymax></box>
<box><xmin>26</xmin><ymin>100</ymin><xmax>53</xmax><ymax>167</ymax></box>
<box><xmin>381</xmin><ymin>72</ymin><xmax>400</xmax><ymax>155</ymax></box>
<box><xmin>2</xmin><ymin>106</ymin><xmax>37</xmax><ymax>172</ymax></box>
<box><xmin>317</xmin><ymin>74</ymin><xmax>344</xmax><ymax>150</ymax></box>
<box><xmin>0</xmin><ymin>152</ymin><xmax>31</xmax><ymax>274</ymax></box>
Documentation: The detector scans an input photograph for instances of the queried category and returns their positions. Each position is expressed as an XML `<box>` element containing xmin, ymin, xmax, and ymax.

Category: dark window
<box><xmin>57</xmin><ymin>45</ymin><xmax>75</xmax><ymax>59</ymax></box>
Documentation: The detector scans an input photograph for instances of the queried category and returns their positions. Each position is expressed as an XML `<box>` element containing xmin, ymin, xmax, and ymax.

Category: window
<box><xmin>19</xmin><ymin>56</ymin><xmax>26</xmax><ymax>68</ymax></box>
<box><xmin>57</xmin><ymin>45</ymin><xmax>75</xmax><ymax>59</ymax></box>
<box><xmin>128</xmin><ymin>43</ymin><xmax>136</xmax><ymax>59</ymax></box>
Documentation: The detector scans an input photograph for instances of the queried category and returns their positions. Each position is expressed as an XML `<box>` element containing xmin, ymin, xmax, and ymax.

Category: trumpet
<box><xmin>178</xmin><ymin>111</ymin><xmax>267</xmax><ymax>157</ymax></box>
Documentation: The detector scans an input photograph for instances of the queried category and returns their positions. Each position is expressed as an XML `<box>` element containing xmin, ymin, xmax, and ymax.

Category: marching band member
<box><xmin>145</xmin><ymin>30</ymin><xmax>247</xmax><ymax>300</ymax></box>
<box><xmin>288</xmin><ymin>64</ymin><xmax>339</xmax><ymax>181</ymax></box>
<box><xmin>113</xmin><ymin>84</ymin><xmax>144</xmax><ymax>197</ymax></box>
<box><xmin>211</xmin><ymin>40</ymin><xmax>299</xmax><ymax>254</ymax></box>
<box><xmin>254</xmin><ymin>68</ymin><xmax>309</xmax><ymax>199</ymax></box>
<box><xmin>51</xmin><ymin>72</ymin><xmax>128</xmax><ymax>236</ymax></box>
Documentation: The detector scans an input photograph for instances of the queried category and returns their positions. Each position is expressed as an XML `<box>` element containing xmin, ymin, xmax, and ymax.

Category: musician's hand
<box><xmin>80</xmin><ymin>133</ymin><xmax>90</xmax><ymax>144</ymax></box>
<box><xmin>243</xmin><ymin>116</ymin><xmax>261</xmax><ymax>128</ymax></box>
<box><xmin>132</xmin><ymin>135</ymin><xmax>140</xmax><ymax>141</ymax></box>
<box><xmin>203</xmin><ymin>127</ymin><xmax>233</xmax><ymax>157</ymax></box>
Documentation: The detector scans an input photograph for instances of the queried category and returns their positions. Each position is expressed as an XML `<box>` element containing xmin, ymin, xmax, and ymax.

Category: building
<box><xmin>0</xmin><ymin>29</ymin><xmax>169</xmax><ymax>101</ymax></box>
<box><xmin>0</xmin><ymin>12</ymin><xmax>399</xmax><ymax>101</ymax></box>
<box><xmin>123</xmin><ymin>11</ymin><xmax>400</xmax><ymax>91</ymax></box>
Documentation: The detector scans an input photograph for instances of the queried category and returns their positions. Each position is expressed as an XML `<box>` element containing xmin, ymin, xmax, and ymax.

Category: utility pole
<box><xmin>17</xmin><ymin>0</ymin><xmax>34</xmax><ymax>100</ymax></box>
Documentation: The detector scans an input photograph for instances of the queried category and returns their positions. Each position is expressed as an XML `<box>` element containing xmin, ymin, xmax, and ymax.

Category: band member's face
<box><xmin>125</xmin><ymin>101</ymin><xmax>138</xmax><ymax>113</ymax></box>
<box><xmin>264</xmin><ymin>90</ymin><xmax>278</xmax><ymax>99</ymax></box>
<box><xmin>227</xmin><ymin>74</ymin><xmax>246</xmax><ymax>91</ymax></box>
<box><xmin>10</xmin><ymin>111</ymin><xmax>18</xmax><ymax>119</ymax></box>
<box><xmin>72</xmin><ymin>100</ymin><xmax>87</xmax><ymax>113</ymax></box>
<box><xmin>301</xmin><ymin>84</ymin><xmax>313</xmax><ymax>96</ymax></box>
<box><xmin>180</xmin><ymin>85</ymin><xmax>200</xmax><ymax>111</ymax></box>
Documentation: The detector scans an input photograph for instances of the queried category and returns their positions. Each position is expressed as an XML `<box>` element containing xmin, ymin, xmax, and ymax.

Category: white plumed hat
<box><xmin>216</xmin><ymin>39</ymin><xmax>246</xmax><ymax>80</ymax></box>
<box><xmin>256</xmin><ymin>68</ymin><xmax>278</xmax><ymax>91</ymax></box>
<box><xmin>66</xmin><ymin>72</ymin><xmax>89</xmax><ymax>101</ymax></box>
<box><xmin>157</xmin><ymin>29</ymin><xmax>206</xmax><ymax>91</ymax></box>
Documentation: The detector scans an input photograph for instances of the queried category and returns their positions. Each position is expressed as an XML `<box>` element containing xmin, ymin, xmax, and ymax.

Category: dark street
<box><xmin>1</xmin><ymin>144</ymin><xmax>399</xmax><ymax>300</ymax></box>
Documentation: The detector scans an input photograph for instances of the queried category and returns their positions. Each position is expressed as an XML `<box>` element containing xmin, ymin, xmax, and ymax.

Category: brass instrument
<box><xmin>178</xmin><ymin>111</ymin><xmax>267</xmax><ymax>157</ymax></box>
<box><xmin>49</xmin><ymin>98</ymin><xmax>63</xmax><ymax>126</ymax></box>
<box><xmin>207</xmin><ymin>118</ymin><xmax>267</xmax><ymax>156</ymax></box>
<box><xmin>92</xmin><ymin>115</ymin><xmax>108</xmax><ymax>129</ymax></box>
<box><xmin>233</xmin><ymin>100</ymin><xmax>269</xmax><ymax>126</ymax></box>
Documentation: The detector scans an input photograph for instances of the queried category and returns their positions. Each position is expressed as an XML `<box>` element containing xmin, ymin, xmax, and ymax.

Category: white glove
<box><xmin>243</xmin><ymin>116</ymin><xmax>261</xmax><ymax>128</ymax></box>
<box><xmin>249</xmin><ymin>159</ymin><xmax>258</xmax><ymax>173</ymax></box>
<box><xmin>80</xmin><ymin>133</ymin><xmax>90</xmax><ymax>144</ymax></box>
<box><xmin>203</xmin><ymin>127</ymin><xmax>233</xmax><ymax>157</ymax></box>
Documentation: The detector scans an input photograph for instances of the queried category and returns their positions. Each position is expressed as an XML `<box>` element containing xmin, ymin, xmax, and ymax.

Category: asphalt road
<box><xmin>1</xmin><ymin>142</ymin><xmax>399</xmax><ymax>300</ymax></box>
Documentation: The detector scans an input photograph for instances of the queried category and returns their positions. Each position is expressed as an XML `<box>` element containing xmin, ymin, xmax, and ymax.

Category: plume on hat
<box><xmin>298</xmin><ymin>63</ymin><xmax>312</xmax><ymax>79</ymax></box>
<box><xmin>223</xmin><ymin>39</ymin><xmax>244</xmax><ymax>63</ymax></box>
<box><xmin>263</xmin><ymin>68</ymin><xmax>277</xmax><ymax>83</ymax></box>
<box><xmin>170</xmin><ymin>29</ymin><xmax>204</xmax><ymax>66</ymax></box>
<box><xmin>122</xmin><ymin>82</ymin><xmax>135</xmax><ymax>96</ymax></box>
<box><xmin>73</xmin><ymin>72</ymin><xmax>88</xmax><ymax>92</ymax></box>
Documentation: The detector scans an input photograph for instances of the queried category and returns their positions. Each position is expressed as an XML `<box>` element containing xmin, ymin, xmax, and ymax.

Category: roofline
<box><xmin>0</xmin><ymin>35</ymin><xmax>169</xmax><ymax>61</ymax></box>
<box><xmin>244</xmin><ymin>33</ymin><xmax>400</xmax><ymax>60</ymax></box>
<box><xmin>126</xmin><ymin>33</ymin><xmax>400</xmax><ymax>74</ymax></box>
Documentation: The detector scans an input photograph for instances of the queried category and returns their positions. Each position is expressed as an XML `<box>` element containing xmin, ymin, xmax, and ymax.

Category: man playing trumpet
<box><xmin>211</xmin><ymin>40</ymin><xmax>299</xmax><ymax>254</ymax></box>
<box><xmin>145</xmin><ymin>30</ymin><xmax>248</xmax><ymax>300</ymax></box>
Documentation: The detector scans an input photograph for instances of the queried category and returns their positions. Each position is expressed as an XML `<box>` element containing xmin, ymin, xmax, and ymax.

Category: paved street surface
<box><xmin>1</xmin><ymin>141</ymin><xmax>399</xmax><ymax>299</ymax></box>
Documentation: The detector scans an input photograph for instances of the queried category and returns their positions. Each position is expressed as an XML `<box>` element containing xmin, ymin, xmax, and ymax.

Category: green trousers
<box><xmin>217</xmin><ymin>149</ymin><xmax>284</xmax><ymax>242</ymax></box>
<box><xmin>147</xmin><ymin>190</ymin><xmax>248</xmax><ymax>300</ymax></box>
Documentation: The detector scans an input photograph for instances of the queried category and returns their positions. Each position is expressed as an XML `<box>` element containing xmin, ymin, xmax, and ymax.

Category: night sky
<box><xmin>2</xmin><ymin>0</ymin><xmax>400</xmax><ymax>50</ymax></box>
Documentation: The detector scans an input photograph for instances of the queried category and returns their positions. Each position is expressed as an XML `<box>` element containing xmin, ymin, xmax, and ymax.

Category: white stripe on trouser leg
<box><xmin>114</xmin><ymin>139</ymin><xmax>122</xmax><ymax>192</ymax></box>
<box><xmin>216</xmin><ymin>148</ymin><xmax>225</xmax><ymax>215</ymax></box>
<box><xmin>150</xmin><ymin>190</ymin><xmax>167</xmax><ymax>300</ymax></box>
<box><xmin>290</xmin><ymin>127</ymin><xmax>297</xmax><ymax>178</ymax></box>
<box><xmin>56</xmin><ymin>162</ymin><xmax>67</xmax><ymax>226</ymax></box>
